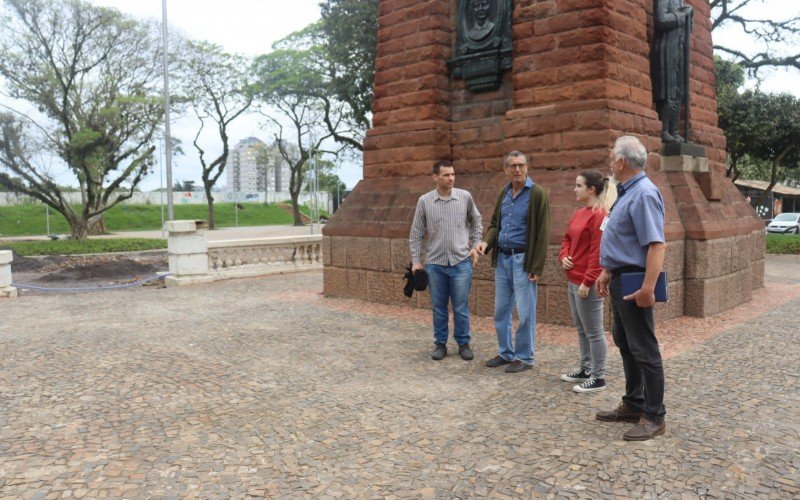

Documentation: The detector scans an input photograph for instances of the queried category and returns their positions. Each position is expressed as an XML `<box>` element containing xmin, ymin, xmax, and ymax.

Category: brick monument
<box><xmin>322</xmin><ymin>0</ymin><xmax>764</xmax><ymax>323</ymax></box>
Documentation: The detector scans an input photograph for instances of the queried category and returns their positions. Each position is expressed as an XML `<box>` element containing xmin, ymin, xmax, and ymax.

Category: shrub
<box><xmin>0</xmin><ymin>238</ymin><xmax>167</xmax><ymax>256</ymax></box>
<box><xmin>765</xmin><ymin>234</ymin><xmax>800</xmax><ymax>254</ymax></box>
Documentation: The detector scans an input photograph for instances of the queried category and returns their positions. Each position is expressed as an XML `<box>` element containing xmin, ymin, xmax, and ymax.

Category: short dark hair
<box><xmin>433</xmin><ymin>160</ymin><xmax>453</xmax><ymax>175</ymax></box>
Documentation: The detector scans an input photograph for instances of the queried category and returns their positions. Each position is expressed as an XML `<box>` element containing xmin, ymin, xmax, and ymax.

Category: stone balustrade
<box><xmin>165</xmin><ymin>220</ymin><xmax>322</xmax><ymax>287</ymax></box>
<box><xmin>208</xmin><ymin>235</ymin><xmax>323</xmax><ymax>279</ymax></box>
<box><xmin>0</xmin><ymin>250</ymin><xmax>18</xmax><ymax>298</ymax></box>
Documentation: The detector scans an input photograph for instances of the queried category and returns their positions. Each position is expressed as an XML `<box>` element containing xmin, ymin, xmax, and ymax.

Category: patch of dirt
<box><xmin>1</xmin><ymin>250</ymin><xmax>61</xmax><ymax>272</ymax></box>
<box><xmin>37</xmin><ymin>258</ymin><xmax>163</xmax><ymax>282</ymax></box>
<box><xmin>10</xmin><ymin>252</ymin><xmax>168</xmax><ymax>284</ymax></box>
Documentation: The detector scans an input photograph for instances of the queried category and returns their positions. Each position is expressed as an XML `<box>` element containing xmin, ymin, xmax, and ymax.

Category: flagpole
<box><xmin>162</xmin><ymin>0</ymin><xmax>175</xmax><ymax>221</ymax></box>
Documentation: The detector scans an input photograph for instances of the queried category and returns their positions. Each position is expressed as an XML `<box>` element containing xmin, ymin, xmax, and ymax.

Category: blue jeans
<box><xmin>425</xmin><ymin>259</ymin><xmax>473</xmax><ymax>346</ymax></box>
<box><xmin>493</xmin><ymin>252</ymin><xmax>537</xmax><ymax>365</ymax></box>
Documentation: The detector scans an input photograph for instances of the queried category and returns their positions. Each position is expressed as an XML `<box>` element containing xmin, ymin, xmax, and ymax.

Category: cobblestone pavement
<box><xmin>1</xmin><ymin>256</ymin><xmax>799</xmax><ymax>498</ymax></box>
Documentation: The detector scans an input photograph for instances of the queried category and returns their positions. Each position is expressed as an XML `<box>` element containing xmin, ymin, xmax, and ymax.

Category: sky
<box><xmin>3</xmin><ymin>0</ymin><xmax>799</xmax><ymax>192</ymax></box>
<box><xmin>87</xmin><ymin>0</ymin><xmax>340</xmax><ymax>192</ymax></box>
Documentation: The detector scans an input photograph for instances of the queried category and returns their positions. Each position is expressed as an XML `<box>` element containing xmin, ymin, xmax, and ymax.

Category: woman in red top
<box><xmin>558</xmin><ymin>170</ymin><xmax>616</xmax><ymax>393</ymax></box>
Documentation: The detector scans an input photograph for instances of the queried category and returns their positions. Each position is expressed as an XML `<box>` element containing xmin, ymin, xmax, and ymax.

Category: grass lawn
<box><xmin>0</xmin><ymin>202</ymin><xmax>296</xmax><ymax>237</ymax></box>
<box><xmin>0</xmin><ymin>238</ymin><xmax>167</xmax><ymax>256</ymax></box>
<box><xmin>765</xmin><ymin>233</ymin><xmax>800</xmax><ymax>254</ymax></box>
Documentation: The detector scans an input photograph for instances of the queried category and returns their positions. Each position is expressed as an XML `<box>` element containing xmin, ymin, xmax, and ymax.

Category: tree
<box><xmin>715</xmin><ymin>59</ymin><xmax>800</xmax><ymax>200</ymax></box>
<box><xmin>737</xmin><ymin>155</ymin><xmax>799</xmax><ymax>186</ymax></box>
<box><xmin>251</xmin><ymin>142</ymin><xmax>280</xmax><ymax>204</ymax></box>
<box><xmin>319</xmin><ymin>0</ymin><xmax>379</xmax><ymax>135</ymax></box>
<box><xmin>257</xmin><ymin>94</ymin><xmax>337</xmax><ymax>226</ymax></box>
<box><xmin>711</xmin><ymin>0</ymin><xmax>800</xmax><ymax>74</ymax></box>
<box><xmin>173</xmin><ymin>179</ymin><xmax>195</xmax><ymax>192</ymax></box>
<box><xmin>177</xmin><ymin>40</ymin><xmax>254</xmax><ymax>229</ymax></box>
<box><xmin>307</xmin><ymin>168</ymin><xmax>347</xmax><ymax>211</ymax></box>
<box><xmin>0</xmin><ymin>0</ymin><xmax>164</xmax><ymax>239</ymax></box>
<box><xmin>254</xmin><ymin>38</ymin><xmax>352</xmax><ymax>225</ymax></box>
<box><xmin>258</xmin><ymin>15</ymin><xmax>372</xmax><ymax>154</ymax></box>
<box><xmin>715</xmin><ymin>57</ymin><xmax>751</xmax><ymax>180</ymax></box>
<box><xmin>303</xmin><ymin>159</ymin><xmax>340</xmax><ymax>192</ymax></box>
<box><xmin>746</xmin><ymin>92</ymin><xmax>800</xmax><ymax>200</ymax></box>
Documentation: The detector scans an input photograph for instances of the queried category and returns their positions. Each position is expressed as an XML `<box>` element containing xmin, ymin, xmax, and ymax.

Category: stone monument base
<box><xmin>324</xmin><ymin>151</ymin><xmax>764</xmax><ymax>324</ymax></box>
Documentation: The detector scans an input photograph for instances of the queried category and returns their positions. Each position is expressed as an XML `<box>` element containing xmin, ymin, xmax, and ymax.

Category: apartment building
<box><xmin>227</xmin><ymin>137</ymin><xmax>294</xmax><ymax>194</ymax></box>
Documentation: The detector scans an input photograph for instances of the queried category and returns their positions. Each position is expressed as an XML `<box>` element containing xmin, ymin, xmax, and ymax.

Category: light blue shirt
<box><xmin>600</xmin><ymin>172</ymin><xmax>665</xmax><ymax>270</ymax></box>
<box><xmin>498</xmin><ymin>177</ymin><xmax>533</xmax><ymax>250</ymax></box>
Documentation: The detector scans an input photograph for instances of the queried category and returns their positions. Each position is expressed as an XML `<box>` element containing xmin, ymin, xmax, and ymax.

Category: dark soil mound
<box><xmin>1</xmin><ymin>250</ymin><xmax>61</xmax><ymax>272</ymax></box>
<box><xmin>35</xmin><ymin>257</ymin><xmax>166</xmax><ymax>282</ymax></box>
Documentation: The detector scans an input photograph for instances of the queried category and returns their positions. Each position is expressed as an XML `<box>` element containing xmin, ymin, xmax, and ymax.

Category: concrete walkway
<box><xmin>0</xmin><ymin>224</ymin><xmax>323</xmax><ymax>243</ymax></box>
<box><xmin>1</xmin><ymin>256</ymin><xmax>798</xmax><ymax>498</ymax></box>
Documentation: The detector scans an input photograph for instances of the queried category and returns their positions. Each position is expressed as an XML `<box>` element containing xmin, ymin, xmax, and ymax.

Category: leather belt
<box><xmin>498</xmin><ymin>247</ymin><xmax>527</xmax><ymax>255</ymax></box>
<box><xmin>610</xmin><ymin>265</ymin><xmax>646</xmax><ymax>277</ymax></box>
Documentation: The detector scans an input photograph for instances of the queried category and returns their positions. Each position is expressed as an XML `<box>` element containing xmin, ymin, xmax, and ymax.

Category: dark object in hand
<box><xmin>402</xmin><ymin>263</ymin><xmax>429</xmax><ymax>298</ymax></box>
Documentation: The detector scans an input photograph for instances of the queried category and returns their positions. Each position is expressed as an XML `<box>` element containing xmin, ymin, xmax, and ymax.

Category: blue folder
<box><xmin>620</xmin><ymin>271</ymin><xmax>668</xmax><ymax>302</ymax></box>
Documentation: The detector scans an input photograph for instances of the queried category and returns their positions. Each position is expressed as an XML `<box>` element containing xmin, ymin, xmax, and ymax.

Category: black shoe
<box><xmin>505</xmin><ymin>360</ymin><xmax>532</xmax><ymax>373</ymax></box>
<box><xmin>485</xmin><ymin>355</ymin><xmax>511</xmax><ymax>368</ymax></box>
<box><xmin>431</xmin><ymin>343</ymin><xmax>447</xmax><ymax>361</ymax></box>
<box><xmin>560</xmin><ymin>369</ymin><xmax>591</xmax><ymax>383</ymax></box>
<box><xmin>458</xmin><ymin>344</ymin><xmax>474</xmax><ymax>361</ymax></box>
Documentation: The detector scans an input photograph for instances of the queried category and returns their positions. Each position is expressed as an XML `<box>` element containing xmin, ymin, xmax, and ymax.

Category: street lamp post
<box><xmin>162</xmin><ymin>0</ymin><xmax>174</xmax><ymax>221</ymax></box>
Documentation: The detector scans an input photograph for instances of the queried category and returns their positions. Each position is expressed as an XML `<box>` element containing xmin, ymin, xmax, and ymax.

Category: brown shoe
<box><xmin>504</xmin><ymin>360</ymin><xmax>532</xmax><ymax>373</ymax></box>
<box><xmin>623</xmin><ymin>417</ymin><xmax>666</xmax><ymax>441</ymax></box>
<box><xmin>485</xmin><ymin>355</ymin><xmax>511</xmax><ymax>368</ymax></box>
<box><xmin>595</xmin><ymin>402</ymin><xmax>644</xmax><ymax>423</ymax></box>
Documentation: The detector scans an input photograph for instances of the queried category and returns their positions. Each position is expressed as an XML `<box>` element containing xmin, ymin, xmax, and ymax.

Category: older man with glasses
<box><xmin>477</xmin><ymin>151</ymin><xmax>551</xmax><ymax>373</ymax></box>
<box><xmin>595</xmin><ymin>135</ymin><xmax>667</xmax><ymax>441</ymax></box>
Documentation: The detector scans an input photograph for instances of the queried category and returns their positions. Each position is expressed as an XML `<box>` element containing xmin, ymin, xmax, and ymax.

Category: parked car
<box><xmin>766</xmin><ymin>212</ymin><xmax>800</xmax><ymax>234</ymax></box>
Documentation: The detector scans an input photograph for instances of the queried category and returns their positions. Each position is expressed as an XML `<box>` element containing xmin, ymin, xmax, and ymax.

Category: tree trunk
<box><xmin>755</xmin><ymin>147</ymin><xmax>791</xmax><ymax>208</ymax></box>
<box><xmin>88</xmin><ymin>214</ymin><xmax>106</xmax><ymax>235</ymax></box>
<box><xmin>204</xmin><ymin>182</ymin><xmax>216</xmax><ymax>229</ymax></box>
<box><xmin>290</xmin><ymin>190</ymin><xmax>304</xmax><ymax>226</ymax></box>
<box><xmin>70</xmin><ymin>219</ymin><xmax>90</xmax><ymax>240</ymax></box>
<box><xmin>729</xmin><ymin>158</ymin><xmax>740</xmax><ymax>182</ymax></box>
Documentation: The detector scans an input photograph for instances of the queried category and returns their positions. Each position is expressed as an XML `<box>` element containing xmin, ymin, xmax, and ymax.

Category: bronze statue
<box><xmin>652</xmin><ymin>0</ymin><xmax>693</xmax><ymax>143</ymax></box>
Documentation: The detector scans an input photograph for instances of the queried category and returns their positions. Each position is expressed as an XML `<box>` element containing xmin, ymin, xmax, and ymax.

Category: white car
<box><xmin>766</xmin><ymin>212</ymin><xmax>800</xmax><ymax>234</ymax></box>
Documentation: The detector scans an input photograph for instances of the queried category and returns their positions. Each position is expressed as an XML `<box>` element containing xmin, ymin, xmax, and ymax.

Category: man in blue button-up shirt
<box><xmin>595</xmin><ymin>136</ymin><xmax>667</xmax><ymax>441</ymax></box>
<box><xmin>477</xmin><ymin>151</ymin><xmax>551</xmax><ymax>374</ymax></box>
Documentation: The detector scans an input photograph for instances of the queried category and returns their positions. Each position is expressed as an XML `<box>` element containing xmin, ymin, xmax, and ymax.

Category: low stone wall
<box><xmin>208</xmin><ymin>236</ymin><xmax>323</xmax><ymax>279</ymax></box>
<box><xmin>165</xmin><ymin>220</ymin><xmax>322</xmax><ymax>287</ymax></box>
<box><xmin>0</xmin><ymin>250</ymin><xmax>18</xmax><ymax>298</ymax></box>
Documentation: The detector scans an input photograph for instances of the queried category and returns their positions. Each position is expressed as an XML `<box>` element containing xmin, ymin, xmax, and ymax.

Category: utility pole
<box><xmin>162</xmin><ymin>0</ymin><xmax>175</xmax><ymax>221</ymax></box>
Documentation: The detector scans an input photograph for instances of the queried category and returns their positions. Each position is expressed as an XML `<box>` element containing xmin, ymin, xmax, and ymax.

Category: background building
<box><xmin>227</xmin><ymin>137</ymin><xmax>294</xmax><ymax>194</ymax></box>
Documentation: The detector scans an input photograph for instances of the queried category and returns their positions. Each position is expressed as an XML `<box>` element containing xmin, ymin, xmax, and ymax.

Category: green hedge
<box><xmin>0</xmin><ymin>202</ymin><xmax>294</xmax><ymax>236</ymax></box>
<box><xmin>0</xmin><ymin>238</ymin><xmax>167</xmax><ymax>256</ymax></box>
<box><xmin>765</xmin><ymin>233</ymin><xmax>800</xmax><ymax>254</ymax></box>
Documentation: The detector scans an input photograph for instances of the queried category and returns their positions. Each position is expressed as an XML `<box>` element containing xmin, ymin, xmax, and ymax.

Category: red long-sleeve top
<box><xmin>558</xmin><ymin>207</ymin><xmax>606</xmax><ymax>287</ymax></box>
